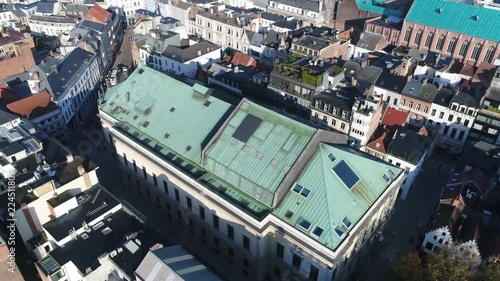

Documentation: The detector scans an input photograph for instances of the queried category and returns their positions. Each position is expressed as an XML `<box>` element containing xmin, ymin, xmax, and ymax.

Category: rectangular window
<box><xmin>464</xmin><ymin>120</ymin><xmax>469</xmax><ymax>127</ymax></box>
<box><xmin>393</xmin><ymin>98</ymin><xmax>398</xmax><ymax>106</ymax></box>
<box><xmin>199</xmin><ymin>206</ymin><xmax>205</xmax><ymax>220</ymax></box>
<box><xmin>133</xmin><ymin>160</ymin><xmax>137</xmax><ymax>172</ymax></box>
<box><xmin>439</xmin><ymin>112</ymin><xmax>444</xmax><ymax>119</ymax></box>
<box><xmin>309</xmin><ymin>265</ymin><xmax>320</xmax><ymax>281</ymax></box>
<box><xmin>214</xmin><ymin>237</ymin><xmax>219</xmax><ymax>248</ymax></box>
<box><xmin>174</xmin><ymin>188</ymin><xmax>180</xmax><ymax>202</ymax></box>
<box><xmin>292</xmin><ymin>254</ymin><xmax>302</xmax><ymax>269</ymax></box>
<box><xmin>123</xmin><ymin>153</ymin><xmax>128</xmax><ymax>165</ymax></box>
<box><xmin>163</xmin><ymin>180</ymin><xmax>169</xmax><ymax>195</ymax></box>
<box><xmin>276</xmin><ymin>243</ymin><xmax>284</xmax><ymax>259</ymax></box>
<box><xmin>431</xmin><ymin>109</ymin><xmax>436</xmax><ymax>116</ymax></box>
<box><xmin>400</xmin><ymin>99</ymin><xmax>405</xmax><ymax>106</ymax></box>
<box><xmin>448</xmin><ymin>115</ymin><xmax>454</xmax><ymax>122</ymax></box>
<box><xmin>142</xmin><ymin>166</ymin><xmax>147</xmax><ymax>179</ymax></box>
<box><xmin>451</xmin><ymin>128</ymin><xmax>457</xmax><ymax>138</ymax></box>
<box><xmin>186</xmin><ymin>196</ymin><xmax>192</xmax><ymax>211</ymax></box>
<box><xmin>457</xmin><ymin>117</ymin><xmax>462</xmax><ymax>124</ymax></box>
<box><xmin>243</xmin><ymin>258</ymin><xmax>249</xmax><ymax>268</ymax></box>
<box><xmin>153</xmin><ymin>173</ymin><xmax>157</xmax><ymax>186</ymax></box>
<box><xmin>228</xmin><ymin>247</ymin><xmax>234</xmax><ymax>258</ymax></box>
<box><xmin>415</xmin><ymin>104</ymin><xmax>421</xmax><ymax>111</ymax></box>
<box><xmin>213</xmin><ymin>214</ymin><xmax>219</xmax><ymax>230</ymax></box>
<box><xmin>243</xmin><ymin>236</ymin><xmax>250</xmax><ymax>250</ymax></box>
<box><xmin>443</xmin><ymin>125</ymin><xmax>449</xmax><ymax>135</ymax></box>
<box><xmin>458</xmin><ymin>131</ymin><xmax>465</xmax><ymax>140</ymax></box>
<box><xmin>228</xmin><ymin>225</ymin><xmax>234</xmax><ymax>240</ymax></box>
<box><xmin>408</xmin><ymin>101</ymin><xmax>413</xmax><ymax>108</ymax></box>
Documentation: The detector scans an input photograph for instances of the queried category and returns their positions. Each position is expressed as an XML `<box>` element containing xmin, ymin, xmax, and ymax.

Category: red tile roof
<box><xmin>86</xmin><ymin>4</ymin><xmax>111</xmax><ymax>24</ymax></box>
<box><xmin>381</xmin><ymin>107</ymin><xmax>409</xmax><ymax>128</ymax></box>
<box><xmin>366</xmin><ymin>128</ymin><xmax>389</xmax><ymax>154</ymax></box>
<box><xmin>473</xmin><ymin>61</ymin><xmax>496</xmax><ymax>88</ymax></box>
<box><xmin>230</xmin><ymin>52</ymin><xmax>257</xmax><ymax>68</ymax></box>
<box><xmin>6</xmin><ymin>91</ymin><xmax>58</xmax><ymax>118</ymax></box>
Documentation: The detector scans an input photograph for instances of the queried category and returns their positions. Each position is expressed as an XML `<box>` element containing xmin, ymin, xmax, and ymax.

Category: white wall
<box><xmin>421</xmin><ymin>226</ymin><xmax>452</xmax><ymax>253</ymax></box>
<box><xmin>386</xmin><ymin>149</ymin><xmax>426</xmax><ymax>200</ymax></box>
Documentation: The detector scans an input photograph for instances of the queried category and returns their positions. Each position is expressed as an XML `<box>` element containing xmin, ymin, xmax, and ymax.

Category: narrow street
<box><xmin>357</xmin><ymin>155</ymin><xmax>455</xmax><ymax>280</ymax></box>
<box><xmin>66</xmin><ymin>126</ymin><xmax>250</xmax><ymax>281</ymax></box>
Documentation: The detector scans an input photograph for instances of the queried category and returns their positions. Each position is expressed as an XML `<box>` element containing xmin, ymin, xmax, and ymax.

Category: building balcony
<box><xmin>480</xmin><ymin>106</ymin><xmax>500</xmax><ymax>119</ymax></box>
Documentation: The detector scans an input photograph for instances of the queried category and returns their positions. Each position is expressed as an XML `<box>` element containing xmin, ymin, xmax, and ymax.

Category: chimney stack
<box><xmin>423</xmin><ymin>78</ymin><xmax>429</xmax><ymax>85</ymax></box>
<box><xmin>438</xmin><ymin>83</ymin><xmax>443</xmax><ymax>90</ymax></box>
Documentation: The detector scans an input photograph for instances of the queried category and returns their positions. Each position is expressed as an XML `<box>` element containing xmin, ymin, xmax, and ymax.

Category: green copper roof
<box><xmin>356</xmin><ymin>0</ymin><xmax>403</xmax><ymax>17</ymax></box>
<box><xmin>274</xmin><ymin>144</ymin><xmax>403</xmax><ymax>250</ymax></box>
<box><xmin>204</xmin><ymin>101</ymin><xmax>316</xmax><ymax>207</ymax></box>
<box><xmin>417</xmin><ymin>83</ymin><xmax>438</xmax><ymax>103</ymax></box>
<box><xmin>405</xmin><ymin>0</ymin><xmax>500</xmax><ymax>41</ymax></box>
<box><xmin>101</xmin><ymin>66</ymin><xmax>233</xmax><ymax>163</ymax></box>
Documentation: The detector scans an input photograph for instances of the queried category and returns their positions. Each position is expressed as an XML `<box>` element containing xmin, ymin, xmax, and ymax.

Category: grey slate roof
<box><xmin>46</xmin><ymin>48</ymin><xmax>95</xmax><ymax>101</ymax></box>
<box><xmin>356</xmin><ymin>66</ymin><xmax>383</xmax><ymax>85</ymax></box>
<box><xmin>162</xmin><ymin>41</ymin><xmax>219</xmax><ymax>63</ymax></box>
<box><xmin>314</xmin><ymin>88</ymin><xmax>356</xmax><ymax>111</ymax></box>
<box><xmin>250</xmin><ymin>32</ymin><xmax>264</xmax><ymax>46</ymax></box>
<box><xmin>65</xmin><ymin>4</ymin><xmax>89</xmax><ymax>16</ymax></box>
<box><xmin>261</xmin><ymin>12</ymin><xmax>284</xmax><ymax>21</ymax></box>
<box><xmin>294</xmin><ymin>35</ymin><xmax>332</xmax><ymax>51</ymax></box>
<box><xmin>356</xmin><ymin>32</ymin><xmax>384</xmax><ymax>51</ymax></box>
<box><xmin>388</xmin><ymin>130</ymin><xmax>431</xmax><ymax>165</ymax></box>
<box><xmin>401</xmin><ymin>79</ymin><xmax>422</xmax><ymax>97</ymax></box>
<box><xmin>274</xmin><ymin>0</ymin><xmax>325</xmax><ymax>12</ymax></box>
<box><xmin>79</xmin><ymin>19</ymin><xmax>106</xmax><ymax>32</ymax></box>
<box><xmin>450</xmin><ymin>90</ymin><xmax>479</xmax><ymax>108</ymax></box>
<box><xmin>273</xmin><ymin>19</ymin><xmax>298</xmax><ymax>30</ymax></box>
<box><xmin>36</xmin><ymin>1</ymin><xmax>57</xmax><ymax>14</ymax></box>
<box><xmin>262</xmin><ymin>30</ymin><xmax>280</xmax><ymax>46</ymax></box>
<box><xmin>11</xmin><ymin>9</ymin><xmax>26</xmax><ymax>18</ymax></box>
<box><xmin>1</xmin><ymin>143</ymin><xmax>25</xmax><ymax>157</ymax></box>
<box><xmin>433</xmin><ymin>87</ymin><xmax>454</xmax><ymax>107</ymax></box>
<box><xmin>375</xmin><ymin>72</ymin><xmax>407</xmax><ymax>93</ymax></box>
<box><xmin>0</xmin><ymin>111</ymin><xmax>18</xmax><ymax>127</ymax></box>
<box><xmin>135</xmin><ymin>245</ymin><xmax>222</xmax><ymax>281</ymax></box>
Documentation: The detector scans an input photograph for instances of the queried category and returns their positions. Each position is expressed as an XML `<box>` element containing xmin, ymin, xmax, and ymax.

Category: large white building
<box><xmin>98</xmin><ymin>66</ymin><xmax>405</xmax><ymax>281</ymax></box>
<box><xmin>28</xmin><ymin>15</ymin><xmax>77</xmax><ymax>37</ymax></box>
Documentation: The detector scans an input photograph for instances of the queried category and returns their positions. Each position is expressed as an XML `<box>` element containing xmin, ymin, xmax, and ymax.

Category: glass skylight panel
<box><xmin>328</xmin><ymin>153</ymin><xmax>336</xmax><ymax>162</ymax></box>
<box><xmin>383</xmin><ymin>174</ymin><xmax>391</xmax><ymax>182</ymax></box>
<box><xmin>312</xmin><ymin>226</ymin><xmax>324</xmax><ymax>237</ymax></box>
<box><xmin>300</xmin><ymin>188</ymin><xmax>310</xmax><ymax>198</ymax></box>
<box><xmin>332</xmin><ymin>160</ymin><xmax>360</xmax><ymax>189</ymax></box>
<box><xmin>342</xmin><ymin>217</ymin><xmax>352</xmax><ymax>228</ymax></box>
<box><xmin>293</xmin><ymin>184</ymin><xmax>303</xmax><ymax>193</ymax></box>
<box><xmin>334</xmin><ymin>227</ymin><xmax>344</xmax><ymax>237</ymax></box>
<box><xmin>297</xmin><ymin>218</ymin><xmax>311</xmax><ymax>230</ymax></box>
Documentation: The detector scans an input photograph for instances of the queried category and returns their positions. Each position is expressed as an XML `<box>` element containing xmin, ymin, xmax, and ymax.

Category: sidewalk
<box><xmin>357</xmin><ymin>156</ymin><xmax>454</xmax><ymax>280</ymax></box>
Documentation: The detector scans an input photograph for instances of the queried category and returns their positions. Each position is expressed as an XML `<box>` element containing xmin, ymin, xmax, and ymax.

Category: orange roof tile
<box><xmin>366</xmin><ymin>128</ymin><xmax>389</xmax><ymax>154</ymax></box>
<box><xmin>6</xmin><ymin>91</ymin><xmax>58</xmax><ymax>118</ymax></box>
<box><xmin>230</xmin><ymin>52</ymin><xmax>257</xmax><ymax>68</ymax></box>
<box><xmin>381</xmin><ymin>107</ymin><xmax>409</xmax><ymax>128</ymax></box>
<box><xmin>87</xmin><ymin>4</ymin><xmax>111</xmax><ymax>24</ymax></box>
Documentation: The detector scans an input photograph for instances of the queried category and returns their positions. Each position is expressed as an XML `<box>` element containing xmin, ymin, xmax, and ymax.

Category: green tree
<box><xmin>424</xmin><ymin>248</ymin><xmax>475</xmax><ymax>281</ymax></box>
<box><xmin>389</xmin><ymin>250</ymin><xmax>424</xmax><ymax>281</ymax></box>
<box><xmin>471</xmin><ymin>262</ymin><xmax>500</xmax><ymax>281</ymax></box>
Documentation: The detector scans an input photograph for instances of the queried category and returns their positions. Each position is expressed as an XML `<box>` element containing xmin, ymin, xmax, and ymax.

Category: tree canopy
<box><xmin>389</xmin><ymin>248</ymin><xmax>499</xmax><ymax>281</ymax></box>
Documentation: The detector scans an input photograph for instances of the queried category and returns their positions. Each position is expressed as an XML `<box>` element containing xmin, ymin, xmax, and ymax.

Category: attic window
<box><xmin>240</xmin><ymin>198</ymin><xmax>250</xmax><ymax>206</ymax></box>
<box><xmin>293</xmin><ymin>184</ymin><xmax>303</xmax><ymax>193</ymax></box>
<box><xmin>380</xmin><ymin>81</ymin><xmax>384</xmax><ymax>85</ymax></box>
<box><xmin>342</xmin><ymin>217</ymin><xmax>352</xmax><ymax>228</ymax></box>
<box><xmin>142</xmin><ymin>121</ymin><xmax>150</xmax><ymax>128</ymax></box>
<box><xmin>170</xmin><ymin>107</ymin><xmax>176</xmax><ymax>112</ymax></box>
<box><xmin>186</xmin><ymin>145</ymin><xmax>192</xmax><ymax>151</ymax></box>
<box><xmin>138</xmin><ymin>68</ymin><xmax>145</xmax><ymax>74</ymax></box>
<box><xmin>164</xmin><ymin>133</ymin><xmax>170</xmax><ymax>139</ymax></box>
<box><xmin>204</xmin><ymin>100</ymin><xmax>211</xmax><ymax>107</ymax></box>
<box><xmin>133</xmin><ymin>115</ymin><xmax>138</xmax><ymax>120</ymax></box>
<box><xmin>436</xmin><ymin>8</ymin><xmax>442</xmax><ymax>14</ymax></box>
<box><xmin>312</xmin><ymin>226</ymin><xmax>324</xmax><ymax>237</ymax></box>
<box><xmin>297</xmin><ymin>218</ymin><xmax>311</xmax><ymax>230</ymax></box>
<box><xmin>334</xmin><ymin>227</ymin><xmax>345</xmax><ymax>237</ymax></box>
<box><xmin>472</xmin><ymin>15</ymin><xmax>478</xmax><ymax>21</ymax></box>
<box><xmin>285</xmin><ymin>210</ymin><xmax>294</xmax><ymax>219</ymax></box>
<box><xmin>383</xmin><ymin>174</ymin><xmax>391</xmax><ymax>182</ymax></box>
<box><xmin>300</xmin><ymin>188</ymin><xmax>310</xmax><ymax>198</ymax></box>
<box><xmin>328</xmin><ymin>153</ymin><xmax>336</xmax><ymax>162</ymax></box>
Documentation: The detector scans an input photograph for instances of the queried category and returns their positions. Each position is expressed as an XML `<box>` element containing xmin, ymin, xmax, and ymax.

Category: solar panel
<box><xmin>232</xmin><ymin>114</ymin><xmax>262</xmax><ymax>143</ymax></box>
<box><xmin>332</xmin><ymin>160</ymin><xmax>360</xmax><ymax>189</ymax></box>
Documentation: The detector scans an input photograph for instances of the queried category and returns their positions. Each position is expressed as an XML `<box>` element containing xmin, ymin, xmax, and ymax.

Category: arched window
<box><xmin>414</xmin><ymin>29</ymin><xmax>423</xmax><ymax>45</ymax></box>
<box><xmin>471</xmin><ymin>43</ymin><xmax>482</xmax><ymax>60</ymax></box>
<box><xmin>424</xmin><ymin>32</ymin><xmax>434</xmax><ymax>48</ymax></box>
<box><xmin>484</xmin><ymin>46</ymin><xmax>495</xmax><ymax>63</ymax></box>
<box><xmin>458</xmin><ymin>40</ymin><xmax>469</xmax><ymax>57</ymax></box>
<box><xmin>404</xmin><ymin>27</ymin><xmax>412</xmax><ymax>42</ymax></box>
<box><xmin>436</xmin><ymin>34</ymin><xmax>445</xmax><ymax>50</ymax></box>
<box><xmin>447</xmin><ymin>37</ymin><xmax>457</xmax><ymax>54</ymax></box>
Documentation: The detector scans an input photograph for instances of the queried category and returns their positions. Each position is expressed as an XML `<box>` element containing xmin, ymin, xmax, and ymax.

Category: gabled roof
<box><xmin>432</xmin><ymin>87</ymin><xmax>454</xmax><ymax>107</ymax></box>
<box><xmin>375</xmin><ymin>72</ymin><xmax>407</xmax><ymax>93</ymax></box>
<box><xmin>274</xmin><ymin>144</ymin><xmax>402</xmax><ymax>250</ymax></box>
<box><xmin>203</xmin><ymin>101</ymin><xmax>316</xmax><ymax>207</ymax></box>
<box><xmin>472</xmin><ymin>61</ymin><xmax>496</xmax><ymax>89</ymax></box>
<box><xmin>135</xmin><ymin>245</ymin><xmax>222</xmax><ymax>281</ymax></box>
<box><xmin>229</xmin><ymin>51</ymin><xmax>257</xmax><ymax>67</ymax></box>
<box><xmin>416</xmin><ymin>83</ymin><xmax>438</xmax><ymax>103</ymax></box>
<box><xmin>381</xmin><ymin>107</ymin><xmax>409</xmax><ymax>128</ymax></box>
<box><xmin>6</xmin><ymin>91</ymin><xmax>58</xmax><ymax>118</ymax></box>
<box><xmin>86</xmin><ymin>4</ymin><xmax>110</xmax><ymax>24</ymax></box>
<box><xmin>36</xmin><ymin>1</ymin><xmax>57</xmax><ymax>14</ymax></box>
<box><xmin>162</xmin><ymin>41</ymin><xmax>219</xmax><ymax>63</ymax></box>
<box><xmin>366</xmin><ymin>127</ymin><xmax>390</xmax><ymax>154</ymax></box>
<box><xmin>450</xmin><ymin>90</ymin><xmax>479</xmax><ymax>108</ymax></box>
<box><xmin>356</xmin><ymin>32</ymin><xmax>384</xmax><ymax>51</ymax></box>
<box><xmin>405</xmin><ymin>0</ymin><xmax>500</xmax><ymax>42</ymax></box>
<box><xmin>273</xmin><ymin>0</ymin><xmax>325</xmax><ymax>13</ymax></box>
